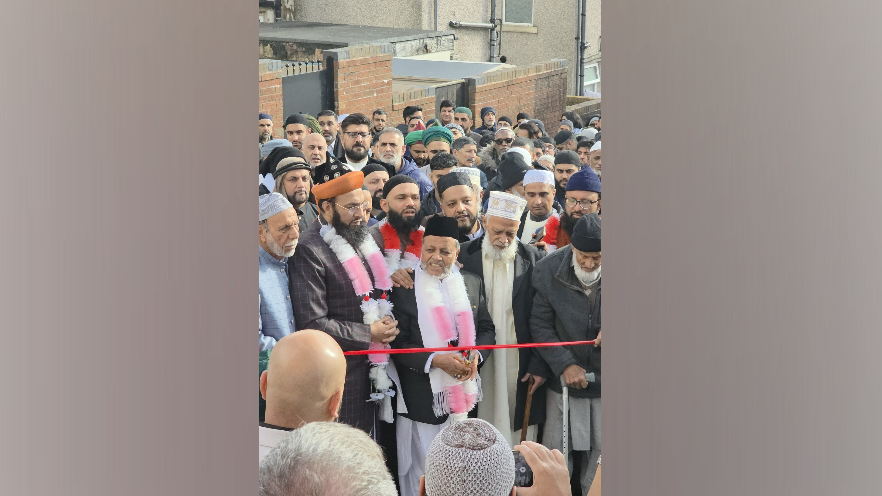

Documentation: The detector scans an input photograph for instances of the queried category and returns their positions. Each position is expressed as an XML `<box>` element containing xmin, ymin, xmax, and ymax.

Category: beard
<box><xmin>573</xmin><ymin>258</ymin><xmax>601</xmax><ymax>286</ymax></box>
<box><xmin>412</xmin><ymin>154</ymin><xmax>429</xmax><ymax>167</ymax></box>
<box><xmin>481</xmin><ymin>235</ymin><xmax>518</xmax><ymax>262</ymax></box>
<box><xmin>379</xmin><ymin>152</ymin><xmax>402</xmax><ymax>168</ymax></box>
<box><xmin>286</xmin><ymin>188</ymin><xmax>309</xmax><ymax>206</ymax></box>
<box><xmin>454</xmin><ymin>210</ymin><xmax>478</xmax><ymax>238</ymax></box>
<box><xmin>332</xmin><ymin>209</ymin><xmax>369</xmax><ymax>246</ymax></box>
<box><xmin>510</xmin><ymin>189</ymin><xmax>525</xmax><ymax>200</ymax></box>
<box><xmin>420</xmin><ymin>259</ymin><xmax>454</xmax><ymax>280</ymax></box>
<box><xmin>387</xmin><ymin>206</ymin><xmax>419</xmax><ymax>234</ymax></box>
<box><xmin>560</xmin><ymin>210</ymin><xmax>580</xmax><ymax>235</ymax></box>
<box><xmin>344</xmin><ymin>144</ymin><xmax>368</xmax><ymax>162</ymax></box>
<box><xmin>265</xmin><ymin>233</ymin><xmax>298</xmax><ymax>258</ymax></box>
<box><xmin>371</xmin><ymin>191</ymin><xmax>383</xmax><ymax>210</ymax></box>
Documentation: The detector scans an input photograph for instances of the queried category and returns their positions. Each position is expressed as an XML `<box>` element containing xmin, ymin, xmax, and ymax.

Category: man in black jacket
<box><xmin>317</xmin><ymin>110</ymin><xmax>345</xmax><ymax>159</ymax></box>
<box><xmin>391</xmin><ymin>215</ymin><xmax>496</xmax><ymax>496</ymax></box>
<box><xmin>530</xmin><ymin>213</ymin><xmax>602</xmax><ymax>495</ymax></box>
<box><xmin>458</xmin><ymin>191</ymin><xmax>550</xmax><ymax>447</ymax></box>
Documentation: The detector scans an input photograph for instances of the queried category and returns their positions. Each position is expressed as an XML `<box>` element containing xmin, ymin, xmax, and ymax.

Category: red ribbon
<box><xmin>343</xmin><ymin>340</ymin><xmax>596</xmax><ymax>356</ymax></box>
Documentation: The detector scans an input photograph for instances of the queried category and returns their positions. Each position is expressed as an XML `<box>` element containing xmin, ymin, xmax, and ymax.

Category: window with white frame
<box><xmin>503</xmin><ymin>0</ymin><xmax>534</xmax><ymax>25</ymax></box>
<box><xmin>583</xmin><ymin>63</ymin><xmax>600</xmax><ymax>95</ymax></box>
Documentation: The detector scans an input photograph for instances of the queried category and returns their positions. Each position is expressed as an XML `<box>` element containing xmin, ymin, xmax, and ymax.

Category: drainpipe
<box><xmin>578</xmin><ymin>0</ymin><xmax>588</xmax><ymax>95</ymax></box>
<box><xmin>449</xmin><ymin>21</ymin><xmax>495</xmax><ymax>28</ymax></box>
<box><xmin>449</xmin><ymin>2</ymin><xmax>498</xmax><ymax>63</ymax></box>
<box><xmin>490</xmin><ymin>0</ymin><xmax>498</xmax><ymax>62</ymax></box>
<box><xmin>434</xmin><ymin>0</ymin><xmax>439</xmax><ymax>31</ymax></box>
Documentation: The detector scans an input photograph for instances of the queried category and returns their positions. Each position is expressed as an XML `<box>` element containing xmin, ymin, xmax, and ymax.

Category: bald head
<box><xmin>260</xmin><ymin>330</ymin><xmax>347</xmax><ymax>429</ymax></box>
<box><xmin>302</xmin><ymin>133</ymin><xmax>329</xmax><ymax>168</ymax></box>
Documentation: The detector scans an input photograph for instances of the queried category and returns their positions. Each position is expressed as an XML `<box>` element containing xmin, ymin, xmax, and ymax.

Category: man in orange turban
<box><xmin>288</xmin><ymin>170</ymin><xmax>401</xmax><ymax>437</ymax></box>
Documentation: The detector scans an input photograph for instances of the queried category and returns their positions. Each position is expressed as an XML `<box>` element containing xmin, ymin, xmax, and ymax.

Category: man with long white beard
<box><xmin>289</xmin><ymin>170</ymin><xmax>401</xmax><ymax>435</ymax></box>
<box><xmin>259</xmin><ymin>193</ymin><xmax>301</xmax><ymax>351</ymax></box>
<box><xmin>390</xmin><ymin>215</ymin><xmax>496</xmax><ymax>496</ymax></box>
<box><xmin>457</xmin><ymin>191</ymin><xmax>550</xmax><ymax>447</ymax></box>
<box><xmin>530</xmin><ymin>213</ymin><xmax>602</xmax><ymax>496</ymax></box>
<box><xmin>272</xmin><ymin>154</ymin><xmax>320</xmax><ymax>233</ymax></box>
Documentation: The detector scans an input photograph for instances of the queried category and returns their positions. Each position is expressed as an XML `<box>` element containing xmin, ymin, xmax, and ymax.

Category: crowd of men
<box><xmin>258</xmin><ymin>104</ymin><xmax>602</xmax><ymax>496</ymax></box>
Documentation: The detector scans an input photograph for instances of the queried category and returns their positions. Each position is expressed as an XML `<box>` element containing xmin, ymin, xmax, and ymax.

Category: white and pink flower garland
<box><xmin>320</xmin><ymin>224</ymin><xmax>399</xmax><ymax>422</ymax></box>
<box><xmin>414</xmin><ymin>265</ymin><xmax>481</xmax><ymax>422</ymax></box>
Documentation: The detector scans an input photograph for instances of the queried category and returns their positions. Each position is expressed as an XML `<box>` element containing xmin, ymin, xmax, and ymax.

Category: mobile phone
<box><xmin>529</xmin><ymin>226</ymin><xmax>546</xmax><ymax>245</ymax></box>
<box><xmin>513</xmin><ymin>450</ymin><xmax>533</xmax><ymax>487</ymax></box>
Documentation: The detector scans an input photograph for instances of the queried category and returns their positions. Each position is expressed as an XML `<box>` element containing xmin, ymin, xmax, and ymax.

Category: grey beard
<box><xmin>482</xmin><ymin>235</ymin><xmax>518</xmax><ymax>262</ymax></box>
<box><xmin>573</xmin><ymin>258</ymin><xmax>601</xmax><ymax>286</ymax></box>
<box><xmin>379</xmin><ymin>153</ymin><xmax>402</xmax><ymax>168</ymax></box>
<box><xmin>265</xmin><ymin>233</ymin><xmax>297</xmax><ymax>258</ymax></box>
<box><xmin>420</xmin><ymin>261</ymin><xmax>454</xmax><ymax>280</ymax></box>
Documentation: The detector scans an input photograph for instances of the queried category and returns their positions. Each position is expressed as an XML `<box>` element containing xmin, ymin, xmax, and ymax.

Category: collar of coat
<box><xmin>553</xmin><ymin>247</ymin><xmax>590</xmax><ymax>293</ymax></box>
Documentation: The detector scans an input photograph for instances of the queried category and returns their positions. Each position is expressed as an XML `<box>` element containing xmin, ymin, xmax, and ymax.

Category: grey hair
<box><xmin>376</xmin><ymin>126</ymin><xmax>405</xmax><ymax>143</ymax></box>
<box><xmin>259</xmin><ymin>422</ymin><xmax>397</xmax><ymax>496</ymax></box>
<box><xmin>451</xmin><ymin>136</ymin><xmax>477</xmax><ymax>151</ymax></box>
<box><xmin>259</xmin><ymin>219</ymin><xmax>269</xmax><ymax>231</ymax></box>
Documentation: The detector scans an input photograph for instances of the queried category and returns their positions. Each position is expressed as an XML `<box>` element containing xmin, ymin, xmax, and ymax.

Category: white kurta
<box><xmin>520</xmin><ymin>215</ymin><xmax>547</xmax><ymax>244</ymax></box>
<box><xmin>397</xmin><ymin>416</ymin><xmax>451</xmax><ymax>496</ymax></box>
<box><xmin>478</xmin><ymin>252</ymin><xmax>537</xmax><ymax>446</ymax></box>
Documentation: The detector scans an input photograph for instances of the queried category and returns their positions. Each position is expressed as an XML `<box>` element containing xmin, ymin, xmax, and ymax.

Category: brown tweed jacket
<box><xmin>288</xmin><ymin>220</ymin><xmax>376</xmax><ymax>434</ymax></box>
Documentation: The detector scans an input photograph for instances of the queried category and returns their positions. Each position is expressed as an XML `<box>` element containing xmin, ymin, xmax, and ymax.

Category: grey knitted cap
<box><xmin>259</xmin><ymin>192</ymin><xmax>293</xmax><ymax>222</ymax></box>
<box><xmin>424</xmin><ymin>419</ymin><xmax>515</xmax><ymax>496</ymax></box>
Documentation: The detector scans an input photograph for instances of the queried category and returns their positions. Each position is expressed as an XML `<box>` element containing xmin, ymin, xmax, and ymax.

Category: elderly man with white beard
<box><xmin>530</xmin><ymin>213</ymin><xmax>602</xmax><ymax>496</ymax></box>
<box><xmin>259</xmin><ymin>193</ymin><xmax>301</xmax><ymax>351</ymax></box>
<box><xmin>457</xmin><ymin>191</ymin><xmax>551</xmax><ymax>447</ymax></box>
<box><xmin>390</xmin><ymin>215</ymin><xmax>496</xmax><ymax>496</ymax></box>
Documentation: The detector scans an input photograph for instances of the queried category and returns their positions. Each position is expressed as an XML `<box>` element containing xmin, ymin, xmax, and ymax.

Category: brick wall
<box><xmin>466</xmin><ymin>60</ymin><xmax>569</xmax><ymax>133</ymax></box>
<box><xmin>326</xmin><ymin>45</ymin><xmax>394</xmax><ymax>120</ymax></box>
<box><xmin>264</xmin><ymin>45</ymin><xmax>568</xmax><ymax>133</ymax></box>
<box><xmin>391</xmin><ymin>89</ymin><xmax>435</xmax><ymax>125</ymax></box>
<box><xmin>259</xmin><ymin>61</ymin><xmax>284</xmax><ymax>139</ymax></box>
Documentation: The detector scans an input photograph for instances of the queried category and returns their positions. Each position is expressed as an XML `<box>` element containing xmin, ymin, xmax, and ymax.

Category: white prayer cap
<box><xmin>453</xmin><ymin>167</ymin><xmax>482</xmax><ymax>190</ymax></box>
<box><xmin>424</xmin><ymin>419</ymin><xmax>515</xmax><ymax>496</ymax></box>
<box><xmin>486</xmin><ymin>190</ymin><xmax>527</xmax><ymax>221</ymax></box>
<box><xmin>508</xmin><ymin>146</ymin><xmax>533</xmax><ymax>166</ymax></box>
<box><xmin>590</xmin><ymin>141</ymin><xmax>601</xmax><ymax>152</ymax></box>
<box><xmin>579</xmin><ymin>127</ymin><xmax>598</xmax><ymax>140</ymax></box>
<box><xmin>523</xmin><ymin>169</ymin><xmax>554</xmax><ymax>187</ymax></box>
<box><xmin>259</xmin><ymin>192</ymin><xmax>293</xmax><ymax>222</ymax></box>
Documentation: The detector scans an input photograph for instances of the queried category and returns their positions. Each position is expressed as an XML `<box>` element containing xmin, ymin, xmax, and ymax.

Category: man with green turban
<box><xmin>453</xmin><ymin>107</ymin><xmax>474</xmax><ymax>133</ymax></box>
<box><xmin>405</xmin><ymin>130</ymin><xmax>429</xmax><ymax>168</ymax></box>
<box><xmin>421</xmin><ymin>126</ymin><xmax>454</xmax><ymax>162</ymax></box>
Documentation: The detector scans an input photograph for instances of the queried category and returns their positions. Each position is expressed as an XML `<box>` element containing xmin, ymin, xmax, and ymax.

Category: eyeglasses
<box><xmin>565</xmin><ymin>198</ymin><xmax>599</xmax><ymax>209</ymax></box>
<box><xmin>344</xmin><ymin>132</ymin><xmax>370</xmax><ymax>139</ymax></box>
<box><xmin>494</xmin><ymin>138</ymin><xmax>514</xmax><ymax>145</ymax></box>
<box><xmin>334</xmin><ymin>201</ymin><xmax>369</xmax><ymax>215</ymax></box>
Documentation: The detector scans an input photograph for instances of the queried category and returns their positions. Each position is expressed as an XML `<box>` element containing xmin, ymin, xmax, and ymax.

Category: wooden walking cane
<box><xmin>520</xmin><ymin>376</ymin><xmax>536</xmax><ymax>444</ymax></box>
